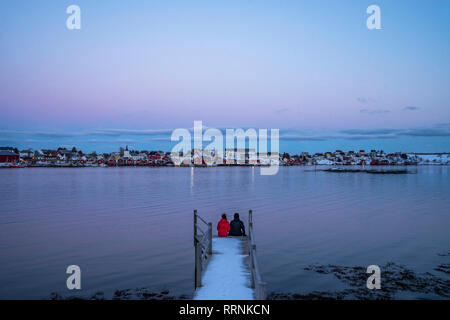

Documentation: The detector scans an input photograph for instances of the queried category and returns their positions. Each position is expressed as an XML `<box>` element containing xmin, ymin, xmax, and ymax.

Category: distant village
<box><xmin>0</xmin><ymin>146</ymin><xmax>449</xmax><ymax>168</ymax></box>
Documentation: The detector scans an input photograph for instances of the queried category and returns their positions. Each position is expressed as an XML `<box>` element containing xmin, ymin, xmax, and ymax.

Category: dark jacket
<box><xmin>229</xmin><ymin>218</ymin><xmax>246</xmax><ymax>236</ymax></box>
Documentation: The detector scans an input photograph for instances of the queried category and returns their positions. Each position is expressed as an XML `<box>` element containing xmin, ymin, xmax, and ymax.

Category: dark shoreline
<box><xmin>47</xmin><ymin>259</ymin><xmax>450</xmax><ymax>300</ymax></box>
<box><xmin>322</xmin><ymin>168</ymin><xmax>412</xmax><ymax>174</ymax></box>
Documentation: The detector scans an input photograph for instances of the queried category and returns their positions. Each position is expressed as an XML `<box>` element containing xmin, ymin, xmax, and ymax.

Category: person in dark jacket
<box><xmin>217</xmin><ymin>213</ymin><xmax>230</xmax><ymax>237</ymax></box>
<box><xmin>229</xmin><ymin>213</ymin><xmax>246</xmax><ymax>236</ymax></box>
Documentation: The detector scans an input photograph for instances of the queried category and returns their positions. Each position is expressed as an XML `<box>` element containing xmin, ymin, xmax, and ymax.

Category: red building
<box><xmin>0</xmin><ymin>151</ymin><xmax>19</xmax><ymax>163</ymax></box>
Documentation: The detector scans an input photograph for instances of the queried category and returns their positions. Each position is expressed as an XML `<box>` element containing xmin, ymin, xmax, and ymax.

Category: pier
<box><xmin>192</xmin><ymin>210</ymin><xmax>266</xmax><ymax>300</ymax></box>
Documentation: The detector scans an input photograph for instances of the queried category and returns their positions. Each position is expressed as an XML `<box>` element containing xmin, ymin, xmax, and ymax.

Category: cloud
<box><xmin>341</xmin><ymin>127</ymin><xmax>450</xmax><ymax>138</ymax></box>
<box><xmin>403</xmin><ymin>106</ymin><xmax>420</xmax><ymax>111</ymax></box>
<box><xmin>357</xmin><ymin>97</ymin><xmax>377</xmax><ymax>104</ymax></box>
<box><xmin>357</xmin><ymin>97</ymin><xmax>368</xmax><ymax>103</ymax></box>
<box><xmin>279</xmin><ymin>134</ymin><xmax>396</xmax><ymax>142</ymax></box>
<box><xmin>280</xmin><ymin>125</ymin><xmax>450</xmax><ymax>142</ymax></box>
<box><xmin>398</xmin><ymin>128</ymin><xmax>450</xmax><ymax>137</ymax></box>
<box><xmin>0</xmin><ymin>137</ymin><xmax>54</xmax><ymax>143</ymax></box>
<box><xmin>340</xmin><ymin>129</ymin><xmax>399</xmax><ymax>135</ymax></box>
<box><xmin>434</xmin><ymin>123</ymin><xmax>450</xmax><ymax>128</ymax></box>
<box><xmin>33</xmin><ymin>132</ymin><xmax>86</xmax><ymax>138</ymax></box>
<box><xmin>0</xmin><ymin>130</ymin><xmax>86</xmax><ymax>138</ymax></box>
<box><xmin>86</xmin><ymin>138</ymin><xmax>138</xmax><ymax>143</ymax></box>
<box><xmin>279</xmin><ymin>135</ymin><xmax>328</xmax><ymax>141</ymax></box>
<box><xmin>147</xmin><ymin>137</ymin><xmax>172</xmax><ymax>142</ymax></box>
<box><xmin>344</xmin><ymin>135</ymin><xmax>397</xmax><ymax>140</ymax></box>
<box><xmin>92</xmin><ymin>129</ymin><xmax>174</xmax><ymax>136</ymax></box>
<box><xmin>2</xmin><ymin>124</ymin><xmax>448</xmax><ymax>148</ymax></box>
<box><xmin>360</xmin><ymin>109</ymin><xmax>390</xmax><ymax>115</ymax></box>
<box><xmin>0</xmin><ymin>129</ymin><xmax>175</xmax><ymax>138</ymax></box>
<box><xmin>275</xmin><ymin>107</ymin><xmax>289</xmax><ymax>114</ymax></box>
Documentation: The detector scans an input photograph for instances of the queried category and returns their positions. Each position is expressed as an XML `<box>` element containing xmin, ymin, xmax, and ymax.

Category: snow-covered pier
<box><xmin>192</xmin><ymin>210</ymin><xmax>266</xmax><ymax>300</ymax></box>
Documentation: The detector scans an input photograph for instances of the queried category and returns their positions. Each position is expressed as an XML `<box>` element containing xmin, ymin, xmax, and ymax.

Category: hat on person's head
<box><xmin>234</xmin><ymin>213</ymin><xmax>239</xmax><ymax>219</ymax></box>
<box><xmin>222</xmin><ymin>213</ymin><xmax>227</xmax><ymax>219</ymax></box>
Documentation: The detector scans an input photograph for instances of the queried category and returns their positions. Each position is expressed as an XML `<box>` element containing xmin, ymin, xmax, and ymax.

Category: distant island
<box><xmin>0</xmin><ymin>146</ymin><xmax>449</xmax><ymax>168</ymax></box>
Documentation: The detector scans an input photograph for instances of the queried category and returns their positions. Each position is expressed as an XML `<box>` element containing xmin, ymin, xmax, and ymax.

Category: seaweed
<box><xmin>269</xmin><ymin>262</ymin><xmax>450</xmax><ymax>300</ymax></box>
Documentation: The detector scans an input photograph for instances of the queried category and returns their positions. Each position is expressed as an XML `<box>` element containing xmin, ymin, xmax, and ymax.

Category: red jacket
<box><xmin>217</xmin><ymin>218</ymin><xmax>230</xmax><ymax>237</ymax></box>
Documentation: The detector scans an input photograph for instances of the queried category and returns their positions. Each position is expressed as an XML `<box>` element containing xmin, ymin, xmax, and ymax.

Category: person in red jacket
<box><xmin>217</xmin><ymin>214</ymin><xmax>230</xmax><ymax>237</ymax></box>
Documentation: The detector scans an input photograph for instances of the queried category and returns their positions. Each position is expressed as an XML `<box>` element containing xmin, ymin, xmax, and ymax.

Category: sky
<box><xmin>0</xmin><ymin>0</ymin><xmax>449</xmax><ymax>153</ymax></box>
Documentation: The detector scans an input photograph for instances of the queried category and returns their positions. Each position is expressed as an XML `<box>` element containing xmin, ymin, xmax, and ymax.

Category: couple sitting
<box><xmin>217</xmin><ymin>213</ymin><xmax>246</xmax><ymax>237</ymax></box>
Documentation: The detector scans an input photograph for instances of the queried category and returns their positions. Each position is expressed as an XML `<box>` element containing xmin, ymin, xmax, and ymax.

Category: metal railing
<box><xmin>193</xmin><ymin>209</ymin><xmax>212</xmax><ymax>289</ymax></box>
<box><xmin>193</xmin><ymin>209</ymin><xmax>266</xmax><ymax>300</ymax></box>
<box><xmin>248</xmin><ymin>209</ymin><xmax>267</xmax><ymax>300</ymax></box>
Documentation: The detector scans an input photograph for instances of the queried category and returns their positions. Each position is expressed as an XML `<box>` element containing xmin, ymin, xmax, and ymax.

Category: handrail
<box><xmin>195</xmin><ymin>233</ymin><xmax>208</xmax><ymax>245</ymax></box>
<box><xmin>248</xmin><ymin>210</ymin><xmax>266</xmax><ymax>300</ymax></box>
<box><xmin>196</xmin><ymin>224</ymin><xmax>206</xmax><ymax>235</ymax></box>
<box><xmin>193</xmin><ymin>209</ymin><xmax>213</xmax><ymax>289</ymax></box>
<box><xmin>196</xmin><ymin>214</ymin><xmax>209</xmax><ymax>226</ymax></box>
<box><xmin>193</xmin><ymin>209</ymin><xmax>266</xmax><ymax>300</ymax></box>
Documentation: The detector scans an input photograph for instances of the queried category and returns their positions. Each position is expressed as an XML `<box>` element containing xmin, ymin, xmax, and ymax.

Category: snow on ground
<box><xmin>417</xmin><ymin>154</ymin><xmax>450</xmax><ymax>164</ymax></box>
<box><xmin>407</xmin><ymin>153</ymin><xmax>450</xmax><ymax>165</ymax></box>
<box><xmin>315</xmin><ymin>159</ymin><xmax>334</xmax><ymax>165</ymax></box>
<box><xmin>194</xmin><ymin>237</ymin><xmax>254</xmax><ymax>300</ymax></box>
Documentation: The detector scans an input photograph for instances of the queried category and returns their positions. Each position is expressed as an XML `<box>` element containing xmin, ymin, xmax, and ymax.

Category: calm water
<box><xmin>0</xmin><ymin>166</ymin><xmax>449</xmax><ymax>299</ymax></box>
